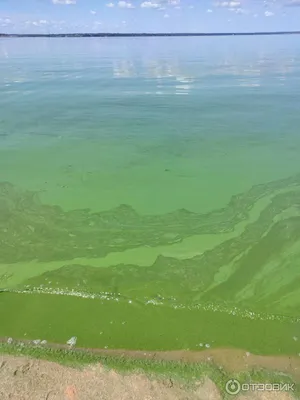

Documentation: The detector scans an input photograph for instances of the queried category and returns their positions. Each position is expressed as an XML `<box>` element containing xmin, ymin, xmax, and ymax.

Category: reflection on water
<box><xmin>110</xmin><ymin>41</ymin><xmax>299</xmax><ymax>92</ymax></box>
<box><xmin>1</xmin><ymin>36</ymin><xmax>300</xmax><ymax>92</ymax></box>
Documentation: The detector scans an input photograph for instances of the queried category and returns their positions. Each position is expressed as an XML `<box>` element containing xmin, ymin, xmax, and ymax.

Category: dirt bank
<box><xmin>0</xmin><ymin>354</ymin><xmax>297</xmax><ymax>400</ymax></box>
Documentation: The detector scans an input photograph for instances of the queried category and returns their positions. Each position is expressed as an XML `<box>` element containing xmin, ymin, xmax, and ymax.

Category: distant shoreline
<box><xmin>0</xmin><ymin>31</ymin><xmax>300</xmax><ymax>38</ymax></box>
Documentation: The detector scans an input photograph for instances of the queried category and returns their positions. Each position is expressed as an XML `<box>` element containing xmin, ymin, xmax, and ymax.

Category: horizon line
<box><xmin>1</xmin><ymin>31</ymin><xmax>300</xmax><ymax>38</ymax></box>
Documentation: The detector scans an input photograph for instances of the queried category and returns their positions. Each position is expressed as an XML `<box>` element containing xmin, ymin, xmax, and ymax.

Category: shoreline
<box><xmin>1</xmin><ymin>31</ymin><xmax>300</xmax><ymax>38</ymax></box>
<box><xmin>1</xmin><ymin>339</ymin><xmax>300</xmax><ymax>382</ymax></box>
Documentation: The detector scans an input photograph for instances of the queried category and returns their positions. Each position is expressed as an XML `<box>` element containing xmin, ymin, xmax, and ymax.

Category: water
<box><xmin>1</xmin><ymin>36</ymin><xmax>300</xmax><ymax>353</ymax></box>
<box><xmin>1</xmin><ymin>37</ymin><xmax>300</xmax><ymax>214</ymax></box>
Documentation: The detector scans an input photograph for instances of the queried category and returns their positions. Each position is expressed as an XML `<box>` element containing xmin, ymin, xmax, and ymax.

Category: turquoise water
<box><xmin>1</xmin><ymin>36</ymin><xmax>300</xmax><ymax>214</ymax></box>
<box><xmin>1</xmin><ymin>36</ymin><xmax>300</xmax><ymax>353</ymax></box>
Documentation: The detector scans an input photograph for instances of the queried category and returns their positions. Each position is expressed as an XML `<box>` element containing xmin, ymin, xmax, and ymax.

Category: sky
<box><xmin>0</xmin><ymin>0</ymin><xmax>300</xmax><ymax>34</ymax></box>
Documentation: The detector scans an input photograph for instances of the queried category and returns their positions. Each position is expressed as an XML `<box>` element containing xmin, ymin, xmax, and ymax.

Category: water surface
<box><xmin>1</xmin><ymin>36</ymin><xmax>300</xmax><ymax>213</ymax></box>
<box><xmin>1</xmin><ymin>37</ymin><xmax>300</xmax><ymax>352</ymax></box>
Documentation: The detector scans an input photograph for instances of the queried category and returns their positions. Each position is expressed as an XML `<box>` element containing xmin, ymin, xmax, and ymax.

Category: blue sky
<box><xmin>0</xmin><ymin>0</ymin><xmax>300</xmax><ymax>33</ymax></box>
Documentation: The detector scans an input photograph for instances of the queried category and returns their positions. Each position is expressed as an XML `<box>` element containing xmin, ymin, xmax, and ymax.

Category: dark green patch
<box><xmin>1</xmin><ymin>292</ymin><xmax>299</xmax><ymax>355</ymax></box>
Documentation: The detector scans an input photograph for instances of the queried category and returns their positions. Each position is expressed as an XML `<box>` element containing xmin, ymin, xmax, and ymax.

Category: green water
<box><xmin>1</xmin><ymin>36</ymin><xmax>300</xmax><ymax>354</ymax></box>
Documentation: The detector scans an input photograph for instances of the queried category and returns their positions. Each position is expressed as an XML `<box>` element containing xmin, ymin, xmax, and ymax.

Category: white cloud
<box><xmin>118</xmin><ymin>1</ymin><xmax>135</xmax><ymax>8</ymax></box>
<box><xmin>163</xmin><ymin>13</ymin><xmax>170</xmax><ymax>17</ymax></box>
<box><xmin>141</xmin><ymin>1</ymin><xmax>161</xmax><ymax>8</ymax></box>
<box><xmin>90</xmin><ymin>10</ymin><xmax>97</xmax><ymax>15</ymax></box>
<box><xmin>52</xmin><ymin>0</ymin><xmax>76</xmax><ymax>4</ymax></box>
<box><xmin>207</xmin><ymin>8</ymin><xmax>213</xmax><ymax>12</ymax></box>
<box><xmin>25</xmin><ymin>19</ymin><xmax>50</xmax><ymax>27</ymax></box>
<box><xmin>264</xmin><ymin>10</ymin><xmax>274</xmax><ymax>15</ymax></box>
<box><xmin>140</xmin><ymin>0</ymin><xmax>180</xmax><ymax>9</ymax></box>
<box><xmin>0</xmin><ymin>17</ymin><xmax>13</xmax><ymax>27</ymax></box>
<box><xmin>230</xmin><ymin>7</ymin><xmax>249</xmax><ymax>14</ymax></box>
<box><xmin>215</xmin><ymin>1</ymin><xmax>241</xmax><ymax>8</ymax></box>
<box><xmin>106</xmin><ymin>2</ymin><xmax>115</xmax><ymax>7</ymax></box>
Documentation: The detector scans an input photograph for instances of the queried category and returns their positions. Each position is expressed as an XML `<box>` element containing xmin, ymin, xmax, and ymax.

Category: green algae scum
<box><xmin>1</xmin><ymin>173</ymin><xmax>300</xmax><ymax>355</ymax></box>
<box><xmin>1</xmin><ymin>37</ymin><xmax>300</xmax><ymax>361</ymax></box>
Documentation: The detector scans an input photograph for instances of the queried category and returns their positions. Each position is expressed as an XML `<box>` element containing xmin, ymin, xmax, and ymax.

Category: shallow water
<box><xmin>1</xmin><ymin>36</ymin><xmax>300</xmax><ymax>352</ymax></box>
